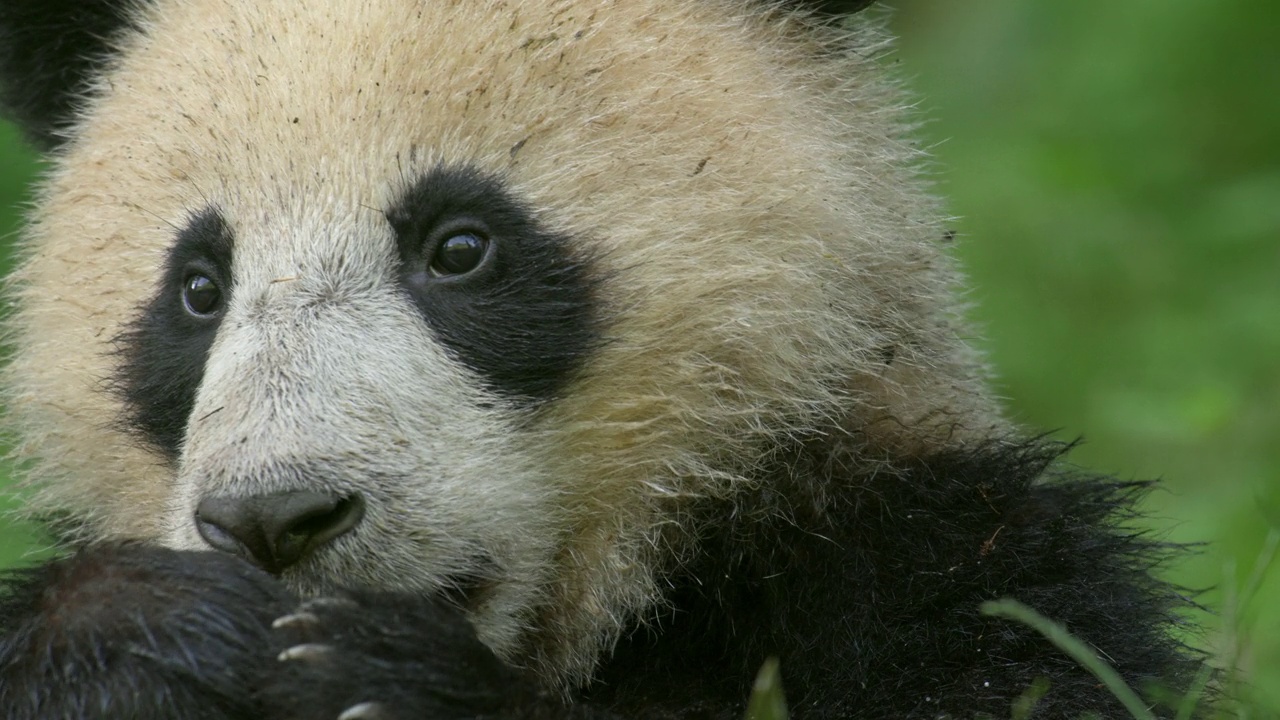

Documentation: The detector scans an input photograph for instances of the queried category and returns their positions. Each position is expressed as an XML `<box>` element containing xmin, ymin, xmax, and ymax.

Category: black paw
<box><xmin>261</xmin><ymin>592</ymin><xmax>522</xmax><ymax>720</ymax></box>
<box><xmin>0</xmin><ymin>544</ymin><xmax>294</xmax><ymax>720</ymax></box>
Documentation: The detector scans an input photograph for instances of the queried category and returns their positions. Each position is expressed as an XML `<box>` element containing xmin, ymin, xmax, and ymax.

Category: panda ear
<box><xmin>784</xmin><ymin>0</ymin><xmax>879</xmax><ymax>15</ymax></box>
<box><xmin>0</xmin><ymin>0</ymin><xmax>137</xmax><ymax>150</ymax></box>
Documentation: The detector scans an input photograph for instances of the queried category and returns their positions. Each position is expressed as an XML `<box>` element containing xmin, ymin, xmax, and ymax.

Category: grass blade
<box><xmin>981</xmin><ymin>598</ymin><xmax>1156</xmax><ymax>720</ymax></box>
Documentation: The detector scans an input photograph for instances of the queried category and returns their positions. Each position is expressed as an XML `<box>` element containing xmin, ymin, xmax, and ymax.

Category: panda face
<box><xmin>143</xmin><ymin>165</ymin><xmax>598</xmax><ymax>651</ymax></box>
<box><xmin>5</xmin><ymin>0</ymin><xmax>1004</xmax><ymax>681</ymax></box>
<box><xmin>138</xmin><ymin>171</ymin><xmax>589</xmax><ymax>658</ymax></box>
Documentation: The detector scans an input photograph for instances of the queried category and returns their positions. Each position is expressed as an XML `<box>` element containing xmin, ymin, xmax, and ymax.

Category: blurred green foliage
<box><xmin>891</xmin><ymin>0</ymin><xmax>1280</xmax><ymax>711</ymax></box>
<box><xmin>0</xmin><ymin>122</ymin><xmax>43</xmax><ymax>569</ymax></box>
<box><xmin>0</xmin><ymin>0</ymin><xmax>1275</xmax><ymax>712</ymax></box>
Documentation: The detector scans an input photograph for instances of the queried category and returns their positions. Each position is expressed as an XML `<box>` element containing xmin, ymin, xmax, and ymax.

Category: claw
<box><xmin>299</xmin><ymin>596</ymin><xmax>359</xmax><ymax>613</ymax></box>
<box><xmin>277</xmin><ymin>643</ymin><xmax>333</xmax><ymax>662</ymax></box>
<box><xmin>338</xmin><ymin>701</ymin><xmax>387</xmax><ymax>720</ymax></box>
<box><xmin>271</xmin><ymin>611</ymin><xmax>320</xmax><ymax>630</ymax></box>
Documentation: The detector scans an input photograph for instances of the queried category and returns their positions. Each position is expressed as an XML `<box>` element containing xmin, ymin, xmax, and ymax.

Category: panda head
<box><xmin>0</xmin><ymin>0</ymin><xmax>1002</xmax><ymax>685</ymax></box>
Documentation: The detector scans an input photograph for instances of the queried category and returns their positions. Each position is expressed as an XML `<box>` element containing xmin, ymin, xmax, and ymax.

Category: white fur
<box><xmin>3</xmin><ymin>0</ymin><xmax>1006</xmax><ymax>685</ymax></box>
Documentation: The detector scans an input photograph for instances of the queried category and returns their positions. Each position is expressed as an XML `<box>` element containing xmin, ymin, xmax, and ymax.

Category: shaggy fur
<box><xmin>0</xmin><ymin>443</ymin><xmax>1197</xmax><ymax>718</ymax></box>
<box><xmin>0</xmin><ymin>0</ymin><xmax>1199</xmax><ymax>717</ymax></box>
<box><xmin>0</xmin><ymin>546</ymin><xmax>294</xmax><ymax>718</ymax></box>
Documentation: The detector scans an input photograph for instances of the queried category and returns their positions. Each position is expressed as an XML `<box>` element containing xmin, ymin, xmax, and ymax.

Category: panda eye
<box><xmin>429</xmin><ymin>232</ymin><xmax>490</xmax><ymax>277</ymax></box>
<box><xmin>182</xmin><ymin>274</ymin><xmax>222</xmax><ymax>317</ymax></box>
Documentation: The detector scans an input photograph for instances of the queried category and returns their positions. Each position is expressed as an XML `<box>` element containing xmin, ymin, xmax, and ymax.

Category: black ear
<box><xmin>0</xmin><ymin>0</ymin><xmax>138</xmax><ymax>150</ymax></box>
<box><xmin>789</xmin><ymin>0</ymin><xmax>878</xmax><ymax>15</ymax></box>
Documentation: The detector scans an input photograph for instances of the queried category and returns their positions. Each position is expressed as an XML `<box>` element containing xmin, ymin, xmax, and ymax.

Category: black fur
<box><xmin>0</xmin><ymin>0</ymin><xmax>878</xmax><ymax>148</ymax></box>
<box><xmin>390</xmin><ymin>165</ymin><xmax>601</xmax><ymax>404</ymax></box>
<box><xmin>113</xmin><ymin>209</ymin><xmax>234</xmax><ymax>461</ymax></box>
<box><xmin>0</xmin><ymin>0</ymin><xmax>139</xmax><ymax>149</ymax></box>
<box><xmin>0</xmin><ymin>442</ymin><xmax>1201</xmax><ymax>718</ymax></box>
<box><xmin>784</xmin><ymin>0</ymin><xmax>879</xmax><ymax>16</ymax></box>
<box><xmin>0</xmin><ymin>546</ymin><xmax>596</xmax><ymax>719</ymax></box>
<box><xmin>259</xmin><ymin>589</ymin><xmax>593</xmax><ymax>720</ymax></box>
<box><xmin>0</xmin><ymin>545</ymin><xmax>292</xmax><ymax>719</ymax></box>
<box><xmin>589</xmin><ymin>439</ymin><xmax>1200</xmax><ymax>718</ymax></box>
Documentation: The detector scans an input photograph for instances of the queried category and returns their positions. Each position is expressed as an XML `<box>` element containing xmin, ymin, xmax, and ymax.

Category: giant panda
<box><xmin>0</xmin><ymin>0</ymin><xmax>1200</xmax><ymax>718</ymax></box>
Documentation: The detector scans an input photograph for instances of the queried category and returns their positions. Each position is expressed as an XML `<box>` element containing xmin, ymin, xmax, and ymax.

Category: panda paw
<box><xmin>260</xmin><ymin>592</ymin><xmax>520</xmax><ymax>720</ymax></box>
<box><xmin>268</xmin><ymin>598</ymin><xmax>392</xmax><ymax>720</ymax></box>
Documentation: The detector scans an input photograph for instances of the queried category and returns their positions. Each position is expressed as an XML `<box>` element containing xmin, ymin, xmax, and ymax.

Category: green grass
<box><xmin>745</xmin><ymin>658</ymin><xmax>789</xmax><ymax>720</ymax></box>
<box><xmin>743</xmin><ymin>585</ymin><xmax>1276</xmax><ymax>719</ymax></box>
<box><xmin>981</xmin><ymin>599</ymin><xmax>1159</xmax><ymax>720</ymax></box>
<box><xmin>1</xmin><ymin>0</ymin><xmax>1277</xmax><ymax>714</ymax></box>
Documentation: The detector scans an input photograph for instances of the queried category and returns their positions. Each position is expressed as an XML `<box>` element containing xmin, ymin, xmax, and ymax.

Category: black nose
<box><xmin>195</xmin><ymin>491</ymin><xmax>365</xmax><ymax>573</ymax></box>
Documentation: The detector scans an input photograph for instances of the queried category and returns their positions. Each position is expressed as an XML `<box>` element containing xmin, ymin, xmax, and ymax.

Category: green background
<box><xmin>0</xmin><ymin>0</ymin><xmax>1276</xmax><ymax>713</ymax></box>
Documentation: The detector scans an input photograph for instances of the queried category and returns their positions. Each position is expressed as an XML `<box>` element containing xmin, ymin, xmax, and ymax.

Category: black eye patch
<box><xmin>388</xmin><ymin>165</ymin><xmax>600</xmax><ymax>405</ymax></box>
<box><xmin>109</xmin><ymin>166</ymin><xmax>597</xmax><ymax>461</ymax></box>
<box><xmin>112</xmin><ymin>209</ymin><xmax>234</xmax><ymax>461</ymax></box>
